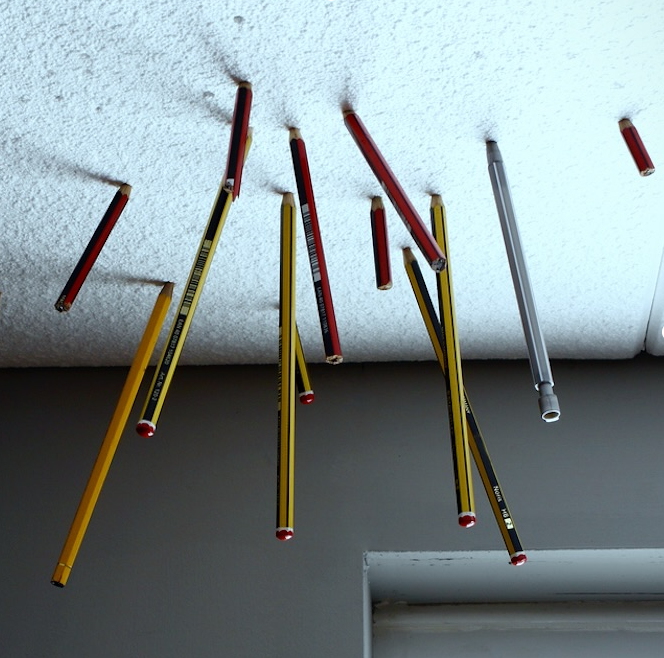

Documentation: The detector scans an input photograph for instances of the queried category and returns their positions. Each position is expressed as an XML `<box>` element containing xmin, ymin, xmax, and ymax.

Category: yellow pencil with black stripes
<box><xmin>403</xmin><ymin>247</ymin><xmax>475</xmax><ymax>527</ymax></box>
<box><xmin>403</xmin><ymin>248</ymin><xmax>526</xmax><ymax>563</ymax></box>
<box><xmin>429</xmin><ymin>197</ymin><xmax>475</xmax><ymax>527</ymax></box>
<box><xmin>51</xmin><ymin>282</ymin><xmax>174</xmax><ymax>587</ymax></box>
<box><xmin>136</xmin><ymin>129</ymin><xmax>252</xmax><ymax>437</ymax></box>
<box><xmin>295</xmin><ymin>325</ymin><xmax>314</xmax><ymax>404</ymax></box>
<box><xmin>276</xmin><ymin>192</ymin><xmax>297</xmax><ymax>541</ymax></box>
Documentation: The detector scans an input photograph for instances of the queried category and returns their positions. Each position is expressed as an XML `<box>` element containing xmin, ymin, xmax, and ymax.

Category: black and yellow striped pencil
<box><xmin>276</xmin><ymin>193</ymin><xmax>297</xmax><ymax>541</ymax></box>
<box><xmin>52</xmin><ymin>282</ymin><xmax>173</xmax><ymax>587</ymax></box>
<box><xmin>403</xmin><ymin>248</ymin><xmax>526</xmax><ymax>563</ymax></box>
<box><xmin>136</xmin><ymin>125</ymin><xmax>253</xmax><ymax>438</ymax></box>
<box><xmin>295</xmin><ymin>325</ymin><xmax>314</xmax><ymax>404</ymax></box>
<box><xmin>403</xmin><ymin>247</ymin><xmax>475</xmax><ymax>528</ymax></box>
<box><xmin>429</xmin><ymin>197</ymin><xmax>474</xmax><ymax>527</ymax></box>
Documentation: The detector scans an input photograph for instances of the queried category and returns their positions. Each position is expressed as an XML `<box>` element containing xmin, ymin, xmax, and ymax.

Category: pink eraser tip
<box><xmin>276</xmin><ymin>528</ymin><xmax>294</xmax><ymax>541</ymax></box>
<box><xmin>299</xmin><ymin>391</ymin><xmax>315</xmax><ymax>404</ymax></box>
<box><xmin>511</xmin><ymin>553</ymin><xmax>527</xmax><ymax>566</ymax></box>
<box><xmin>458</xmin><ymin>513</ymin><xmax>476</xmax><ymax>528</ymax></box>
<box><xmin>136</xmin><ymin>421</ymin><xmax>156</xmax><ymax>438</ymax></box>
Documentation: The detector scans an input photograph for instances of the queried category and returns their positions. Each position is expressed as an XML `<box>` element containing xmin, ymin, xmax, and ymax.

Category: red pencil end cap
<box><xmin>276</xmin><ymin>528</ymin><xmax>294</xmax><ymax>541</ymax></box>
<box><xmin>458</xmin><ymin>513</ymin><xmax>476</xmax><ymax>528</ymax></box>
<box><xmin>136</xmin><ymin>420</ymin><xmax>156</xmax><ymax>438</ymax></box>
<box><xmin>299</xmin><ymin>391</ymin><xmax>315</xmax><ymax>404</ymax></box>
<box><xmin>510</xmin><ymin>552</ymin><xmax>527</xmax><ymax>566</ymax></box>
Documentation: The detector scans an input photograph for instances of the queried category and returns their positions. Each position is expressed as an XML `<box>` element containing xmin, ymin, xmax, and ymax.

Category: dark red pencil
<box><xmin>289</xmin><ymin>127</ymin><xmax>343</xmax><ymax>364</ymax></box>
<box><xmin>370</xmin><ymin>196</ymin><xmax>392</xmax><ymax>290</ymax></box>
<box><xmin>619</xmin><ymin>118</ymin><xmax>655</xmax><ymax>176</ymax></box>
<box><xmin>224</xmin><ymin>82</ymin><xmax>253</xmax><ymax>198</ymax></box>
<box><xmin>55</xmin><ymin>184</ymin><xmax>131</xmax><ymax>312</ymax></box>
<box><xmin>343</xmin><ymin>110</ymin><xmax>446</xmax><ymax>272</ymax></box>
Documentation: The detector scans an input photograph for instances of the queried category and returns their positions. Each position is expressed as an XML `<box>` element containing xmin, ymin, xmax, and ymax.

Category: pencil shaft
<box><xmin>51</xmin><ymin>282</ymin><xmax>173</xmax><ymax>587</ymax></box>
<box><xmin>136</xmin><ymin>134</ymin><xmax>252</xmax><ymax>436</ymax></box>
<box><xmin>289</xmin><ymin>130</ymin><xmax>343</xmax><ymax>363</ymax></box>
<box><xmin>403</xmin><ymin>250</ymin><xmax>524</xmax><ymax>559</ymax></box>
<box><xmin>619</xmin><ymin>119</ymin><xmax>655</xmax><ymax>176</ymax></box>
<box><xmin>277</xmin><ymin>194</ymin><xmax>297</xmax><ymax>539</ymax></box>
<box><xmin>464</xmin><ymin>397</ymin><xmax>524</xmax><ymax>561</ymax></box>
<box><xmin>55</xmin><ymin>185</ymin><xmax>131</xmax><ymax>312</ymax></box>
<box><xmin>486</xmin><ymin>142</ymin><xmax>559</xmax><ymax>422</ymax></box>
<box><xmin>403</xmin><ymin>248</ymin><xmax>474</xmax><ymax>523</ymax></box>
<box><xmin>137</xmin><ymin>186</ymin><xmax>232</xmax><ymax>435</ymax></box>
<box><xmin>343</xmin><ymin>111</ymin><xmax>446</xmax><ymax>272</ymax></box>
<box><xmin>430</xmin><ymin>200</ymin><xmax>474</xmax><ymax>524</ymax></box>
<box><xmin>370</xmin><ymin>197</ymin><xmax>392</xmax><ymax>290</ymax></box>
<box><xmin>224</xmin><ymin>82</ymin><xmax>253</xmax><ymax>198</ymax></box>
<box><xmin>295</xmin><ymin>325</ymin><xmax>314</xmax><ymax>403</ymax></box>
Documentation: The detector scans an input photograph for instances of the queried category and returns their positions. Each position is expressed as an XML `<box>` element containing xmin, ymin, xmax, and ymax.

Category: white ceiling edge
<box><xmin>645</xmin><ymin>248</ymin><xmax>664</xmax><ymax>355</ymax></box>
<box><xmin>366</xmin><ymin>549</ymin><xmax>664</xmax><ymax>604</ymax></box>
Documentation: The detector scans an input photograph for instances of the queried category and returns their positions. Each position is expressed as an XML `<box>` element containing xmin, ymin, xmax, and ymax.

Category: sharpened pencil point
<box><xmin>289</xmin><ymin>127</ymin><xmax>302</xmax><ymax>141</ymax></box>
<box><xmin>402</xmin><ymin>247</ymin><xmax>416</xmax><ymax>265</ymax></box>
<box><xmin>510</xmin><ymin>552</ymin><xmax>527</xmax><ymax>566</ymax></box>
<box><xmin>276</xmin><ymin>528</ymin><xmax>294</xmax><ymax>541</ymax></box>
<box><xmin>458</xmin><ymin>513</ymin><xmax>476</xmax><ymax>528</ymax></box>
<box><xmin>136</xmin><ymin>420</ymin><xmax>156</xmax><ymax>438</ymax></box>
<box><xmin>118</xmin><ymin>183</ymin><xmax>132</xmax><ymax>197</ymax></box>
<box><xmin>282</xmin><ymin>191</ymin><xmax>295</xmax><ymax>207</ymax></box>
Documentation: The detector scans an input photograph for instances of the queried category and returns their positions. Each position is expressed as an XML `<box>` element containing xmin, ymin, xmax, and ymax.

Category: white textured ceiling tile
<box><xmin>0</xmin><ymin>0</ymin><xmax>663</xmax><ymax>365</ymax></box>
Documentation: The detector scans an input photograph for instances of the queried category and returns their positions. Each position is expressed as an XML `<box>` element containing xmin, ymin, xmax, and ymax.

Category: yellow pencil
<box><xmin>402</xmin><ymin>249</ymin><xmax>526</xmax><ymax>562</ymax></box>
<box><xmin>295</xmin><ymin>325</ymin><xmax>314</xmax><ymax>404</ymax></box>
<box><xmin>51</xmin><ymin>282</ymin><xmax>173</xmax><ymax>587</ymax></box>
<box><xmin>429</xmin><ymin>197</ymin><xmax>475</xmax><ymax>527</ymax></box>
<box><xmin>403</xmin><ymin>248</ymin><xmax>475</xmax><ymax>527</ymax></box>
<box><xmin>136</xmin><ymin>130</ymin><xmax>252</xmax><ymax>437</ymax></box>
<box><xmin>276</xmin><ymin>193</ymin><xmax>297</xmax><ymax>541</ymax></box>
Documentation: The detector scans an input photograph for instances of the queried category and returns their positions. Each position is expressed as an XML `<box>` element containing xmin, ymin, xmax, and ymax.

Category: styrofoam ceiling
<box><xmin>1</xmin><ymin>0</ymin><xmax>663</xmax><ymax>367</ymax></box>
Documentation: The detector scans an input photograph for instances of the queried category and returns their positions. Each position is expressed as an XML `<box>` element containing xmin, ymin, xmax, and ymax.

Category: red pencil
<box><xmin>370</xmin><ymin>196</ymin><xmax>392</xmax><ymax>290</ymax></box>
<box><xmin>619</xmin><ymin>118</ymin><xmax>655</xmax><ymax>176</ymax></box>
<box><xmin>343</xmin><ymin>110</ymin><xmax>446</xmax><ymax>272</ymax></box>
<box><xmin>289</xmin><ymin>128</ymin><xmax>343</xmax><ymax>364</ymax></box>
<box><xmin>55</xmin><ymin>184</ymin><xmax>131</xmax><ymax>312</ymax></box>
<box><xmin>224</xmin><ymin>82</ymin><xmax>253</xmax><ymax>198</ymax></box>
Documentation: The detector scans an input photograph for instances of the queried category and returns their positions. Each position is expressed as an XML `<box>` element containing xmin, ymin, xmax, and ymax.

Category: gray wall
<box><xmin>1</xmin><ymin>357</ymin><xmax>663</xmax><ymax>657</ymax></box>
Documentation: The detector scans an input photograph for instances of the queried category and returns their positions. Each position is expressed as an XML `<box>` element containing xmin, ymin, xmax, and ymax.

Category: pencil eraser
<box><xmin>458</xmin><ymin>513</ymin><xmax>476</xmax><ymax>528</ymax></box>
<box><xmin>510</xmin><ymin>552</ymin><xmax>527</xmax><ymax>566</ymax></box>
<box><xmin>136</xmin><ymin>420</ymin><xmax>156</xmax><ymax>438</ymax></box>
<box><xmin>299</xmin><ymin>391</ymin><xmax>315</xmax><ymax>404</ymax></box>
<box><xmin>276</xmin><ymin>527</ymin><xmax>294</xmax><ymax>541</ymax></box>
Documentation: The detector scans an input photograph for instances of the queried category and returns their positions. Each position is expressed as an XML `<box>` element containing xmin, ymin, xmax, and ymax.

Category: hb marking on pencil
<box><xmin>136</xmin><ymin>129</ymin><xmax>253</xmax><ymax>438</ymax></box>
<box><xmin>619</xmin><ymin>118</ymin><xmax>655</xmax><ymax>176</ymax></box>
<box><xmin>289</xmin><ymin>128</ymin><xmax>343</xmax><ymax>364</ymax></box>
<box><xmin>403</xmin><ymin>247</ymin><xmax>475</xmax><ymax>528</ymax></box>
<box><xmin>370</xmin><ymin>196</ymin><xmax>392</xmax><ymax>290</ymax></box>
<box><xmin>224</xmin><ymin>82</ymin><xmax>253</xmax><ymax>199</ymax></box>
<box><xmin>342</xmin><ymin>110</ymin><xmax>446</xmax><ymax>272</ymax></box>
<box><xmin>55</xmin><ymin>184</ymin><xmax>131</xmax><ymax>312</ymax></box>
<box><xmin>51</xmin><ymin>282</ymin><xmax>173</xmax><ymax>587</ymax></box>
<box><xmin>276</xmin><ymin>193</ymin><xmax>297</xmax><ymax>541</ymax></box>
